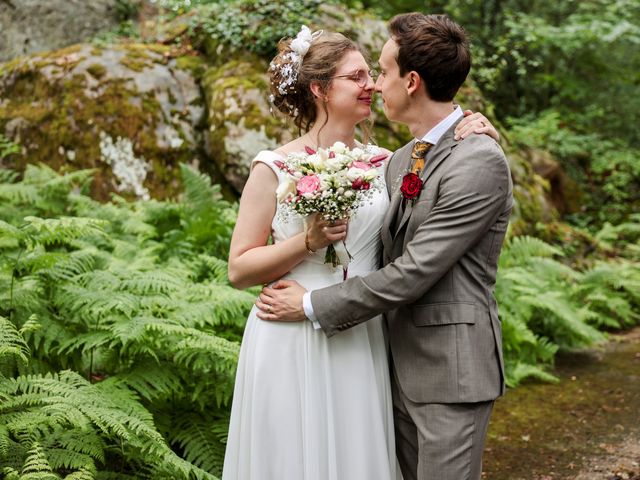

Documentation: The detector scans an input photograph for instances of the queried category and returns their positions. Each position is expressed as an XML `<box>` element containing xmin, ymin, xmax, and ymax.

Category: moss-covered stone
<box><xmin>202</xmin><ymin>56</ymin><xmax>286</xmax><ymax>193</ymax></box>
<box><xmin>0</xmin><ymin>43</ymin><xmax>206</xmax><ymax>200</ymax></box>
<box><xmin>0</xmin><ymin>3</ymin><xmax>558</xmax><ymax>230</ymax></box>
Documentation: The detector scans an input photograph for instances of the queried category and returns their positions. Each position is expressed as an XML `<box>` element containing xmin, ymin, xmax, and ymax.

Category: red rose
<box><xmin>400</xmin><ymin>173</ymin><xmax>423</xmax><ymax>200</ymax></box>
<box><xmin>351</xmin><ymin>178</ymin><xmax>371</xmax><ymax>190</ymax></box>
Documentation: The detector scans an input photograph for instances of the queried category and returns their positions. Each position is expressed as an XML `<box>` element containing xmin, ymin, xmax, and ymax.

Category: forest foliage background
<box><xmin>1</xmin><ymin>0</ymin><xmax>639</xmax><ymax>478</ymax></box>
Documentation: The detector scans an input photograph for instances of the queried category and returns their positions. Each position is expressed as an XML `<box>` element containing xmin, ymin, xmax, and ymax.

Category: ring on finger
<box><xmin>267</xmin><ymin>304</ymin><xmax>272</xmax><ymax>313</ymax></box>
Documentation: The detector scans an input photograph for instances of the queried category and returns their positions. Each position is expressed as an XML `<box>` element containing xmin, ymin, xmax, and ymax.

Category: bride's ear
<box><xmin>310</xmin><ymin>82</ymin><xmax>326</xmax><ymax>101</ymax></box>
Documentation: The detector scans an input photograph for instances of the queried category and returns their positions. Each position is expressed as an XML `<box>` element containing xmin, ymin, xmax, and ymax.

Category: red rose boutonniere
<box><xmin>400</xmin><ymin>172</ymin><xmax>423</xmax><ymax>201</ymax></box>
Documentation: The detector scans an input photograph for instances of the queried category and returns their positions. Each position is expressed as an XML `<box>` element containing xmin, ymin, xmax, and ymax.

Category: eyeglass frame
<box><xmin>330</xmin><ymin>69</ymin><xmax>378</xmax><ymax>88</ymax></box>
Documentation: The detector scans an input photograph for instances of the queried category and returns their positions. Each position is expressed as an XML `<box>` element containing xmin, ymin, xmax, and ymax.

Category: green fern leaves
<box><xmin>0</xmin><ymin>165</ymin><xmax>246</xmax><ymax>478</ymax></box>
<box><xmin>1</xmin><ymin>163</ymin><xmax>638</xmax><ymax>477</ymax></box>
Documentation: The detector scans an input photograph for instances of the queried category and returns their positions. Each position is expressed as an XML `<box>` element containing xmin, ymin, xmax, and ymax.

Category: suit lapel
<box><xmin>381</xmin><ymin>142</ymin><xmax>414</xmax><ymax>251</ymax></box>
<box><xmin>392</xmin><ymin>122</ymin><xmax>460</xmax><ymax>238</ymax></box>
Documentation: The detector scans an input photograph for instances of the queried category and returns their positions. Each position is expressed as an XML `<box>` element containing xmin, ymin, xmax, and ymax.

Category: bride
<box><xmin>222</xmin><ymin>27</ymin><xmax>496</xmax><ymax>480</ymax></box>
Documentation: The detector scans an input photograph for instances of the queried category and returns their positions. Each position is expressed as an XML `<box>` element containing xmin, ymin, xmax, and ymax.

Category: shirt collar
<box><xmin>417</xmin><ymin>105</ymin><xmax>463</xmax><ymax>145</ymax></box>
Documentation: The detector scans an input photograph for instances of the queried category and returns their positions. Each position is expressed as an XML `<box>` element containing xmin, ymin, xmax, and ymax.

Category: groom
<box><xmin>257</xmin><ymin>13</ymin><xmax>512</xmax><ymax>480</ymax></box>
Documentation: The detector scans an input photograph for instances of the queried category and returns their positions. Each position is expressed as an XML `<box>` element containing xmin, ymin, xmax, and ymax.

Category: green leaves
<box><xmin>496</xmin><ymin>234</ymin><xmax>640</xmax><ymax>387</ymax></box>
<box><xmin>0</xmin><ymin>165</ymin><xmax>247</xmax><ymax>477</ymax></box>
<box><xmin>1</xmin><ymin>161</ymin><xmax>637</xmax><ymax>475</ymax></box>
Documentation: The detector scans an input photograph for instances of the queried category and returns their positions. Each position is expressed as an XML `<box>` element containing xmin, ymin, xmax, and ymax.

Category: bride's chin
<box><xmin>356</xmin><ymin>108</ymin><xmax>372</xmax><ymax>121</ymax></box>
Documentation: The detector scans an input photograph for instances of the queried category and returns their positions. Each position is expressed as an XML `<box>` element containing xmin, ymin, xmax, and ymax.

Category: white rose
<box><xmin>331</xmin><ymin>141</ymin><xmax>347</xmax><ymax>154</ymax></box>
<box><xmin>309</xmin><ymin>153</ymin><xmax>326</xmax><ymax>171</ymax></box>
<box><xmin>363</xmin><ymin>168</ymin><xmax>378</xmax><ymax>181</ymax></box>
<box><xmin>276</xmin><ymin>179</ymin><xmax>296</xmax><ymax>202</ymax></box>
<box><xmin>347</xmin><ymin>167</ymin><xmax>367</xmax><ymax>181</ymax></box>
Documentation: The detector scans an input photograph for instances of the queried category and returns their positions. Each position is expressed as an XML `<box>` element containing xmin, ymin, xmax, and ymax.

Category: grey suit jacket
<box><xmin>311</xmin><ymin>120</ymin><xmax>513</xmax><ymax>403</ymax></box>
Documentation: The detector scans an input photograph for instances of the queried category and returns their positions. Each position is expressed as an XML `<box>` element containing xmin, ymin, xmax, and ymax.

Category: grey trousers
<box><xmin>392</xmin><ymin>377</ymin><xmax>494</xmax><ymax>480</ymax></box>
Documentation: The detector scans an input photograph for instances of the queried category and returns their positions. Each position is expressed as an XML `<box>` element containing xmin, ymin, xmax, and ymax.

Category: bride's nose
<box><xmin>364</xmin><ymin>75</ymin><xmax>375</xmax><ymax>90</ymax></box>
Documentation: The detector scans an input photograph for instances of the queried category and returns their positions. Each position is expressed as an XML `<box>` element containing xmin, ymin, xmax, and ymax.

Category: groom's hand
<box><xmin>256</xmin><ymin>280</ymin><xmax>308</xmax><ymax>322</ymax></box>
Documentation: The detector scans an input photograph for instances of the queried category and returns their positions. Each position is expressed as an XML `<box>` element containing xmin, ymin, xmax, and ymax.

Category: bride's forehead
<box><xmin>335</xmin><ymin>50</ymin><xmax>368</xmax><ymax>71</ymax></box>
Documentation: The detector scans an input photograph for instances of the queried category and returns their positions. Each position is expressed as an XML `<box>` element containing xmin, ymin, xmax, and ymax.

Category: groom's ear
<box><xmin>406</xmin><ymin>71</ymin><xmax>422</xmax><ymax>96</ymax></box>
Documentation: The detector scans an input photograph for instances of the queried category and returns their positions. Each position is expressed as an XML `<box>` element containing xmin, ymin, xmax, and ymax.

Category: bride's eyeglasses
<box><xmin>331</xmin><ymin>69</ymin><xmax>378</xmax><ymax>88</ymax></box>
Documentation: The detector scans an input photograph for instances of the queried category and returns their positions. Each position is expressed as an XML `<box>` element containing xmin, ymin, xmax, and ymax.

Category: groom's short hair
<box><xmin>388</xmin><ymin>13</ymin><xmax>470</xmax><ymax>102</ymax></box>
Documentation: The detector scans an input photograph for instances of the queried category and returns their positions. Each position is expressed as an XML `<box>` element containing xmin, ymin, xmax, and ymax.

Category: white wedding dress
<box><xmin>222</xmin><ymin>149</ymin><xmax>400</xmax><ymax>480</ymax></box>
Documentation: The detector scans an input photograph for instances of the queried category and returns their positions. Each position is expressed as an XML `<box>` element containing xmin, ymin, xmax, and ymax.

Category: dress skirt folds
<box><xmin>222</xmin><ymin>150</ymin><xmax>399</xmax><ymax>480</ymax></box>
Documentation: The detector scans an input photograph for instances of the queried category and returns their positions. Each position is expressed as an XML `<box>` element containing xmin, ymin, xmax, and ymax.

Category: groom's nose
<box><xmin>374</xmin><ymin>76</ymin><xmax>383</xmax><ymax>92</ymax></box>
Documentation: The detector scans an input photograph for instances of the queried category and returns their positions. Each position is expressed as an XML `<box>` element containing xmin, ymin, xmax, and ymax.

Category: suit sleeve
<box><xmin>311</xmin><ymin>141</ymin><xmax>511</xmax><ymax>337</ymax></box>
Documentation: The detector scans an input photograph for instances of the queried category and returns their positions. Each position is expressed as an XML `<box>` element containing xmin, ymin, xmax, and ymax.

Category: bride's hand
<box><xmin>305</xmin><ymin>213</ymin><xmax>348</xmax><ymax>252</ymax></box>
<box><xmin>454</xmin><ymin>110</ymin><xmax>500</xmax><ymax>142</ymax></box>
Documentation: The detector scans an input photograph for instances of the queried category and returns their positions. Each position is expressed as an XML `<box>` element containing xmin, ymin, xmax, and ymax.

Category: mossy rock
<box><xmin>0</xmin><ymin>42</ymin><xmax>207</xmax><ymax>200</ymax></box>
<box><xmin>202</xmin><ymin>56</ymin><xmax>288</xmax><ymax>193</ymax></box>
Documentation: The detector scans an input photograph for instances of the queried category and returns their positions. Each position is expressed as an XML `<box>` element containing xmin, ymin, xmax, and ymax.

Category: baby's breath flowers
<box><xmin>275</xmin><ymin>142</ymin><xmax>387</xmax><ymax>269</ymax></box>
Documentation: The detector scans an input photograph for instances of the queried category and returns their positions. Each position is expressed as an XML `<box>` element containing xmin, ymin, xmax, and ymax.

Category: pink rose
<box><xmin>351</xmin><ymin>161</ymin><xmax>371</xmax><ymax>170</ymax></box>
<box><xmin>297</xmin><ymin>175</ymin><xmax>321</xmax><ymax>194</ymax></box>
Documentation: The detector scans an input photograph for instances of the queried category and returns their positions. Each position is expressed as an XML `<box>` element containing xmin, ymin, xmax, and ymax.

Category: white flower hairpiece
<box><xmin>269</xmin><ymin>25</ymin><xmax>323</xmax><ymax>101</ymax></box>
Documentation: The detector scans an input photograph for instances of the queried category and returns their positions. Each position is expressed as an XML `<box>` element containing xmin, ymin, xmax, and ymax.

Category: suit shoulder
<box><xmin>458</xmin><ymin>133</ymin><xmax>504</xmax><ymax>155</ymax></box>
<box><xmin>455</xmin><ymin>135</ymin><xmax>508</xmax><ymax>171</ymax></box>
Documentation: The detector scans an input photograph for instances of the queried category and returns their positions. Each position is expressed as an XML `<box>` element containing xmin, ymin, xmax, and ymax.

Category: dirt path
<box><xmin>482</xmin><ymin>328</ymin><xmax>640</xmax><ymax>480</ymax></box>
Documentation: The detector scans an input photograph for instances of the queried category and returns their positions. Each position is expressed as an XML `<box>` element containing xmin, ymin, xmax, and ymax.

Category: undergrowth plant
<box><xmin>496</xmin><ymin>233</ymin><xmax>640</xmax><ymax>386</ymax></box>
<box><xmin>1</xmin><ymin>164</ymin><xmax>638</xmax><ymax>477</ymax></box>
<box><xmin>0</xmin><ymin>164</ymin><xmax>253</xmax><ymax>478</ymax></box>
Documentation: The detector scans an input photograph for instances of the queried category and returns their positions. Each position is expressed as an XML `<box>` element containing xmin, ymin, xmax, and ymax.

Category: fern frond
<box><xmin>505</xmin><ymin>361</ymin><xmax>559</xmax><ymax>388</ymax></box>
<box><xmin>193</xmin><ymin>254</ymin><xmax>229</xmax><ymax>283</ymax></box>
<box><xmin>20</xmin><ymin>441</ymin><xmax>58</xmax><ymax>479</ymax></box>
<box><xmin>23</xmin><ymin>217</ymin><xmax>107</xmax><ymax>248</ymax></box>
<box><xmin>0</xmin><ymin>168</ymin><xmax>19</xmax><ymax>183</ymax></box>
<box><xmin>0</xmin><ymin>219</ymin><xmax>24</xmax><ymax>249</ymax></box>
<box><xmin>116</xmin><ymin>360</ymin><xmax>183</xmax><ymax>402</ymax></box>
<box><xmin>53</xmin><ymin>431</ymin><xmax>106</xmax><ymax>464</ymax></box>
<box><xmin>170</xmin><ymin>413</ymin><xmax>226</xmax><ymax>475</ymax></box>
<box><xmin>500</xmin><ymin>235</ymin><xmax>564</xmax><ymax>268</ymax></box>
<box><xmin>0</xmin><ymin>183</ymin><xmax>42</xmax><ymax>205</ymax></box>
<box><xmin>0</xmin><ymin>315</ymin><xmax>30</xmax><ymax>365</ymax></box>
<box><xmin>63</xmin><ymin>466</ymin><xmax>96</xmax><ymax>480</ymax></box>
<box><xmin>179</xmin><ymin>164</ymin><xmax>225</xmax><ymax>212</ymax></box>
<box><xmin>119</xmin><ymin>270</ymin><xmax>185</xmax><ymax>295</ymax></box>
<box><xmin>45</xmin><ymin>448</ymin><xmax>95</xmax><ymax>474</ymax></box>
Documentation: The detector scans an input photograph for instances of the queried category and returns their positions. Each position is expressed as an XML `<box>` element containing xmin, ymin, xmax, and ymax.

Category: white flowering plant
<box><xmin>275</xmin><ymin>142</ymin><xmax>387</xmax><ymax>268</ymax></box>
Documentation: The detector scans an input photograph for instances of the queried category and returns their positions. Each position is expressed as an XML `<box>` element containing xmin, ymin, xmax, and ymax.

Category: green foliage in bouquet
<box><xmin>0</xmin><ymin>164</ymin><xmax>254</xmax><ymax>478</ymax></box>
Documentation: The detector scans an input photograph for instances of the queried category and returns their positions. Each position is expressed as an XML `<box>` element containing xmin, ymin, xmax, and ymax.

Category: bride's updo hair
<box><xmin>269</xmin><ymin>31</ymin><xmax>364</xmax><ymax>132</ymax></box>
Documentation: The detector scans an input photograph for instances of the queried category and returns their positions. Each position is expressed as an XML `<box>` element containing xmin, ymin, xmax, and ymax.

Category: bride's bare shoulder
<box><xmin>273</xmin><ymin>137</ymin><xmax>306</xmax><ymax>157</ymax></box>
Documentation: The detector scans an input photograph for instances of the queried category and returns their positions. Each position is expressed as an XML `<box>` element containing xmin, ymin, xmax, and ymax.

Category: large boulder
<box><xmin>0</xmin><ymin>0</ymin><xmax>121</xmax><ymax>63</ymax></box>
<box><xmin>0</xmin><ymin>2</ymin><xmax>557</xmax><ymax>232</ymax></box>
<box><xmin>0</xmin><ymin>42</ymin><xmax>207</xmax><ymax>200</ymax></box>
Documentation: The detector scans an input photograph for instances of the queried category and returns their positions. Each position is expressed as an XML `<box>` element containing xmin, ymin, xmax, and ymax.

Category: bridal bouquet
<box><xmin>274</xmin><ymin>142</ymin><xmax>387</xmax><ymax>270</ymax></box>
